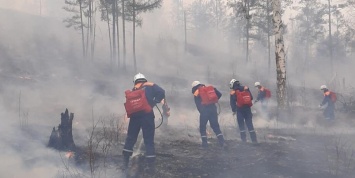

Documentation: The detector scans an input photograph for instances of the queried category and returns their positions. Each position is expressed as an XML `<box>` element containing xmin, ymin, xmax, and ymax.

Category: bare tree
<box><xmin>127</xmin><ymin>0</ymin><xmax>162</xmax><ymax>73</ymax></box>
<box><xmin>272</xmin><ymin>0</ymin><xmax>286</xmax><ymax>109</ymax></box>
<box><xmin>116</xmin><ymin>0</ymin><xmax>121</xmax><ymax>69</ymax></box>
<box><xmin>85</xmin><ymin>0</ymin><xmax>96</xmax><ymax>61</ymax></box>
<box><xmin>122</xmin><ymin>0</ymin><xmax>127</xmax><ymax>70</ymax></box>
<box><xmin>99</xmin><ymin>0</ymin><xmax>114</xmax><ymax>65</ymax></box>
<box><xmin>63</xmin><ymin>0</ymin><xmax>88</xmax><ymax>59</ymax></box>
<box><xmin>327</xmin><ymin>0</ymin><xmax>333</xmax><ymax>74</ymax></box>
<box><xmin>112</xmin><ymin>0</ymin><xmax>118</xmax><ymax>69</ymax></box>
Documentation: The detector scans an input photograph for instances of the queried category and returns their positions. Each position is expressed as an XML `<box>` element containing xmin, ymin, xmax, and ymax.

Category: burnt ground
<box><xmin>122</xmin><ymin>124</ymin><xmax>355</xmax><ymax>178</ymax></box>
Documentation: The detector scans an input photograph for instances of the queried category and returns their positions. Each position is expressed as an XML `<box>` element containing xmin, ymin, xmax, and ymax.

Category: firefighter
<box><xmin>122</xmin><ymin>73</ymin><xmax>165</xmax><ymax>173</ymax></box>
<box><xmin>254</xmin><ymin>82</ymin><xmax>271</xmax><ymax>118</ymax></box>
<box><xmin>191</xmin><ymin>81</ymin><xmax>225</xmax><ymax>149</ymax></box>
<box><xmin>230</xmin><ymin>79</ymin><xmax>257</xmax><ymax>143</ymax></box>
<box><xmin>319</xmin><ymin>85</ymin><xmax>336</xmax><ymax>120</ymax></box>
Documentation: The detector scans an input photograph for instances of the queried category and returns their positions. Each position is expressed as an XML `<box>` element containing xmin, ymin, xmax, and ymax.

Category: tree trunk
<box><xmin>92</xmin><ymin>20</ymin><xmax>96</xmax><ymax>61</ymax></box>
<box><xmin>215</xmin><ymin>0</ymin><xmax>219</xmax><ymax>29</ymax></box>
<box><xmin>90</xmin><ymin>0</ymin><xmax>95</xmax><ymax>61</ymax></box>
<box><xmin>272</xmin><ymin>0</ymin><xmax>287</xmax><ymax>109</ymax></box>
<box><xmin>122</xmin><ymin>0</ymin><xmax>127</xmax><ymax>71</ymax></box>
<box><xmin>79</xmin><ymin>1</ymin><xmax>86</xmax><ymax>59</ymax></box>
<box><xmin>112</xmin><ymin>1</ymin><xmax>117</xmax><ymax>68</ymax></box>
<box><xmin>246</xmin><ymin>0</ymin><xmax>250</xmax><ymax>63</ymax></box>
<box><xmin>328</xmin><ymin>0</ymin><xmax>333</xmax><ymax>74</ymax></box>
<box><xmin>267</xmin><ymin>0</ymin><xmax>271</xmax><ymax>72</ymax></box>
<box><xmin>184</xmin><ymin>10</ymin><xmax>187</xmax><ymax>52</ymax></box>
<box><xmin>116</xmin><ymin>0</ymin><xmax>120</xmax><ymax>69</ymax></box>
<box><xmin>133</xmin><ymin>0</ymin><xmax>137</xmax><ymax>73</ymax></box>
<box><xmin>48</xmin><ymin>109</ymin><xmax>76</xmax><ymax>151</ymax></box>
<box><xmin>86</xmin><ymin>2</ymin><xmax>91</xmax><ymax>59</ymax></box>
<box><xmin>105</xmin><ymin>5</ymin><xmax>113</xmax><ymax>65</ymax></box>
<box><xmin>85</xmin><ymin>14</ymin><xmax>91</xmax><ymax>57</ymax></box>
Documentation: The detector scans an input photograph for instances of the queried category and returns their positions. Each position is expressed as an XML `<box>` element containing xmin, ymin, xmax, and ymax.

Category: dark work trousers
<box><xmin>236</xmin><ymin>106</ymin><xmax>257</xmax><ymax>143</ymax></box>
<box><xmin>200</xmin><ymin>109</ymin><xmax>224</xmax><ymax>145</ymax></box>
<box><xmin>324</xmin><ymin>105</ymin><xmax>335</xmax><ymax>120</ymax></box>
<box><xmin>260</xmin><ymin>100</ymin><xmax>269</xmax><ymax>119</ymax></box>
<box><xmin>122</xmin><ymin>114</ymin><xmax>156</xmax><ymax>164</ymax></box>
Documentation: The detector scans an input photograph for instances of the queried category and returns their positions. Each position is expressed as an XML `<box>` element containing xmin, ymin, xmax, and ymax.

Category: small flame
<box><xmin>65</xmin><ymin>151</ymin><xmax>75</xmax><ymax>159</ymax></box>
<box><xmin>207</xmin><ymin>130</ymin><xmax>212</xmax><ymax>137</ymax></box>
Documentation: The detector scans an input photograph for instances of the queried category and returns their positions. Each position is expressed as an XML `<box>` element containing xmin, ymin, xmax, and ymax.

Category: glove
<box><xmin>162</xmin><ymin>103</ymin><xmax>170</xmax><ymax>116</ymax></box>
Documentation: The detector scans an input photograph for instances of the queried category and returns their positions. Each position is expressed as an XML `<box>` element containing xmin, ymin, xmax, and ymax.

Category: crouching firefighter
<box><xmin>230</xmin><ymin>79</ymin><xmax>257</xmax><ymax>143</ymax></box>
<box><xmin>319</xmin><ymin>85</ymin><xmax>336</xmax><ymax>120</ymax></box>
<box><xmin>191</xmin><ymin>81</ymin><xmax>225</xmax><ymax>148</ymax></box>
<box><xmin>122</xmin><ymin>73</ymin><xmax>165</xmax><ymax>172</ymax></box>
<box><xmin>254</xmin><ymin>82</ymin><xmax>271</xmax><ymax>119</ymax></box>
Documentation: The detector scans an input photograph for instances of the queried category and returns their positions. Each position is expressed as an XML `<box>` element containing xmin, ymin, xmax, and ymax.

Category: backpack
<box><xmin>199</xmin><ymin>86</ymin><xmax>219</xmax><ymax>105</ymax></box>
<box><xmin>124</xmin><ymin>88</ymin><xmax>152</xmax><ymax>118</ymax></box>
<box><xmin>264</xmin><ymin>88</ymin><xmax>271</xmax><ymax>99</ymax></box>
<box><xmin>236</xmin><ymin>87</ymin><xmax>253</xmax><ymax>107</ymax></box>
<box><xmin>330</xmin><ymin>91</ymin><xmax>337</xmax><ymax>103</ymax></box>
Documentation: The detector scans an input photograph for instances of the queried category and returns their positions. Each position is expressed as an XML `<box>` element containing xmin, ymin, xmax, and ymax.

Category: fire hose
<box><xmin>155</xmin><ymin>99</ymin><xmax>170</xmax><ymax>129</ymax></box>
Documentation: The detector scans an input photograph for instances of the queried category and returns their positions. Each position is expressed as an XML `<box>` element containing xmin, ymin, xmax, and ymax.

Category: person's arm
<box><xmin>256</xmin><ymin>91</ymin><xmax>262</xmax><ymax>102</ymax></box>
<box><xmin>230</xmin><ymin>91</ymin><xmax>237</xmax><ymax>112</ymax></box>
<box><xmin>194</xmin><ymin>96</ymin><xmax>203</xmax><ymax>113</ymax></box>
<box><xmin>321</xmin><ymin>95</ymin><xmax>330</xmax><ymax>106</ymax></box>
<box><xmin>248</xmin><ymin>88</ymin><xmax>254</xmax><ymax>101</ymax></box>
<box><xmin>214</xmin><ymin>88</ymin><xmax>222</xmax><ymax>99</ymax></box>
<box><xmin>152</xmin><ymin>84</ymin><xmax>165</xmax><ymax>103</ymax></box>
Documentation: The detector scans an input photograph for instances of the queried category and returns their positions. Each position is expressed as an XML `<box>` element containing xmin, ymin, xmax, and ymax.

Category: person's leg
<box><xmin>141</xmin><ymin>116</ymin><xmax>156</xmax><ymax>164</ymax></box>
<box><xmin>122</xmin><ymin>117</ymin><xmax>141</xmax><ymax>168</ymax></box>
<box><xmin>244</xmin><ymin>107</ymin><xmax>257</xmax><ymax>143</ymax></box>
<box><xmin>236</xmin><ymin>110</ymin><xmax>247</xmax><ymax>142</ymax></box>
<box><xmin>200</xmin><ymin>113</ymin><xmax>209</xmax><ymax>148</ymax></box>
<box><xmin>209</xmin><ymin>111</ymin><xmax>224</xmax><ymax>146</ymax></box>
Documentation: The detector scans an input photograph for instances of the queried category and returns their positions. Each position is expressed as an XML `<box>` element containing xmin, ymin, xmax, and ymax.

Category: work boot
<box><xmin>201</xmin><ymin>137</ymin><xmax>208</xmax><ymax>149</ymax></box>
<box><xmin>217</xmin><ymin>134</ymin><xmax>225</xmax><ymax>147</ymax></box>
<box><xmin>240</xmin><ymin>131</ymin><xmax>247</xmax><ymax>142</ymax></box>
<box><xmin>144</xmin><ymin>163</ymin><xmax>156</xmax><ymax>175</ymax></box>
<box><xmin>250</xmin><ymin>131</ymin><xmax>258</xmax><ymax>143</ymax></box>
<box><xmin>123</xmin><ymin>155</ymin><xmax>130</xmax><ymax>170</ymax></box>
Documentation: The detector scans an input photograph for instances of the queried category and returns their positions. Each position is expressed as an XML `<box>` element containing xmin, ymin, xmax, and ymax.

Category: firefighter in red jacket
<box><xmin>122</xmin><ymin>73</ymin><xmax>165</xmax><ymax>172</ymax></box>
<box><xmin>254</xmin><ymin>82</ymin><xmax>270</xmax><ymax>119</ymax></box>
<box><xmin>192</xmin><ymin>81</ymin><xmax>225</xmax><ymax>148</ymax></box>
<box><xmin>230</xmin><ymin>79</ymin><xmax>257</xmax><ymax>143</ymax></box>
<box><xmin>319</xmin><ymin>85</ymin><xmax>335</xmax><ymax>120</ymax></box>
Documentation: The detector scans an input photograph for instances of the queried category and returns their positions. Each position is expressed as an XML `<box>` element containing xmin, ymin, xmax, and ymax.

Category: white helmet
<box><xmin>192</xmin><ymin>81</ymin><xmax>201</xmax><ymax>87</ymax></box>
<box><xmin>254</xmin><ymin>82</ymin><xmax>261</xmax><ymax>87</ymax></box>
<box><xmin>320</xmin><ymin>85</ymin><xmax>327</xmax><ymax>90</ymax></box>
<box><xmin>229</xmin><ymin>79</ymin><xmax>237</xmax><ymax>89</ymax></box>
<box><xmin>133</xmin><ymin>73</ymin><xmax>146</xmax><ymax>83</ymax></box>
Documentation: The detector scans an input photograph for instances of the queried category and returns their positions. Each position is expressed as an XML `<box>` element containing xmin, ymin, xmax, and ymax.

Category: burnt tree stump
<box><xmin>48</xmin><ymin>108</ymin><xmax>76</xmax><ymax>151</ymax></box>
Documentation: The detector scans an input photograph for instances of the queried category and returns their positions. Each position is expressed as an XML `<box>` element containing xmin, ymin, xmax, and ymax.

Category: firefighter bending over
<box><xmin>319</xmin><ymin>85</ymin><xmax>336</xmax><ymax>120</ymax></box>
<box><xmin>123</xmin><ymin>73</ymin><xmax>165</xmax><ymax>173</ymax></box>
<box><xmin>191</xmin><ymin>81</ymin><xmax>225</xmax><ymax>149</ymax></box>
<box><xmin>230</xmin><ymin>79</ymin><xmax>257</xmax><ymax>143</ymax></box>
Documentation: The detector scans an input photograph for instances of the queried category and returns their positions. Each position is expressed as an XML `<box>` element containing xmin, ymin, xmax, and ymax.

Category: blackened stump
<box><xmin>48</xmin><ymin>109</ymin><xmax>76</xmax><ymax>151</ymax></box>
